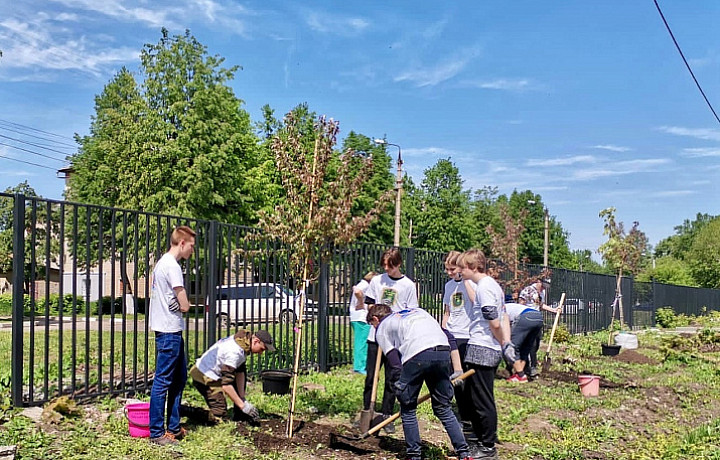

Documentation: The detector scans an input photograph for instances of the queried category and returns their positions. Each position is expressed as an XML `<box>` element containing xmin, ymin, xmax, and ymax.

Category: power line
<box><xmin>0</xmin><ymin>152</ymin><xmax>58</xmax><ymax>171</ymax></box>
<box><xmin>0</xmin><ymin>118</ymin><xmax>75</xmax><ymax>142</ymax></box>
<box><xmin>653</xmin><ymin>0</ymin><xmax>720</xmax><ymax>125</ymax></box>
<box><xmin>0</xmin><ymin>134</ymin><xmax>70</xmax><ymax>160</ymax></box>
<box><xmin>0</xmin><ymin>125</ymin><xmax>77</xmax><ymax>149</ymax></box>
<box><xmin>0</xmin><ymin>141</ymin><xmax>67</xmax><ymax>163</ymax></box>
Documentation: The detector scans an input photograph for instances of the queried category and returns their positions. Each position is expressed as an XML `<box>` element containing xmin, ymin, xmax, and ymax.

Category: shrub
<box><xmin>656</xmin><ymin>307</ymin><xmax>678</xmax><ymax>328</ymax></box>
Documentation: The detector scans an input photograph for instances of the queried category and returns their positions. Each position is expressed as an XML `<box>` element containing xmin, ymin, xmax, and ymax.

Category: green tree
<box><xmin>69</xmin><ymin>29</ymin><xmax>268</xmax><ymax>224</ymax></box>
<box><xmin>0</xmin><ymin>182</ymin><xmax>59</xmax><ymax>293</ymax></box>
<box><xmin>686</xmin><ymin>217</ymin><xmax>720</xmax><ymax>288</ymax></box>
<box><xmin>654</xmin><ymin>213</ymin><xmax>716</xmax><ymax>260</ymax></box>
<box><xmin>598</xmin><ymin>207</ymin><xmax>648</xmax><ymax>326</ymax></box>
<box><xmin>412</xmin><ymin>159</ymin><xmax>474</xmax><ymax>251</ymax></box>
<box><xmin>636</xmin><ymin>256</ymin><xmax>697</xmax><ymax>286</ymax></box>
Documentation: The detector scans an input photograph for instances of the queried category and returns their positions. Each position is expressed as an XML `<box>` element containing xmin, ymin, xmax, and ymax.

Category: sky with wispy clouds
<box><xmin>1</xmin><ymin>0</ymin><xmax>719</xmax><ymax>254</ymax></box>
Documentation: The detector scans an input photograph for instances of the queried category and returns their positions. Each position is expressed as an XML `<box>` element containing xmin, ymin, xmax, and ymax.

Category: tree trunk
<box><xmin>616</xmin><ymin>270</ymin><xmax>624</xmax><ymax>327</ymax></box>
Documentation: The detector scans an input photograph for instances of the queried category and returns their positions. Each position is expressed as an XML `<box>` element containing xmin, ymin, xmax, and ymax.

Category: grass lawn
<box><xmin>1</xmin><ymin>314</ymin><xmax>720</xmax><ymax>459</ymax></box>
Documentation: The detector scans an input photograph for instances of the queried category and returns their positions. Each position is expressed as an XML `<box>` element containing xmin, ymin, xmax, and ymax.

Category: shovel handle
<box><xmin>362</xmin><ymin>369</ymin><xmax>476</xmax><ymax>438</ymax></box>
<box><xmin>369</xmin><ymin>345</ymin><xmax>383</xmax><ymax>407</ymax></box>
<box><xmin>546</xmin><ymin>293</ymin><xmax>566</xmax><ymax>354</ymax></box>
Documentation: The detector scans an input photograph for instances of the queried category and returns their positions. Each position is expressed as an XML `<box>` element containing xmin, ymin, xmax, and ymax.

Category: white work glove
<box><xmin>502</xmin><ymin>342</ymin><xmax>517</xmax><ymax>365</ymax></box>
<box><xmin>241</xmin><ymin>401</ymin><xmax>259</xmax><ymax>420</ymax></box>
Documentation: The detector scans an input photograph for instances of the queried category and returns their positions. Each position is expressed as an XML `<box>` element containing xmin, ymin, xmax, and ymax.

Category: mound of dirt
<box><xmin>613</xmin><ymin>350</ymin><xmax>659</xmax><ymax>365</ymax></box>
<box><xmin>236</xmin><ymin>419</ymin><xmax>406</xmax><ymax>459</ymax></box>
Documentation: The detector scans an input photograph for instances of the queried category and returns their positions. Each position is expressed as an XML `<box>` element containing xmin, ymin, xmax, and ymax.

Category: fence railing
<box><xmin>2</xmin><ymin>192</ymin><xmax>720</xmax><ymax>406</ymax></box>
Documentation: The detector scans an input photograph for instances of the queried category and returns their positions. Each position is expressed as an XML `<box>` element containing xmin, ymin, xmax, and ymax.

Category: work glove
<box><xmin>502</xmin><ymin>342</ymin><xmax>517</xmax><ymax>366</ymax></box>
<box><xmin>241</xmin><ymin>401</ymin><xmax>260</xmax><ymax>420</ymax></box>
<box><xmin>450</xmin><ymin>370</ymin><xmax>465</xmax><ymax>389</ymax></box>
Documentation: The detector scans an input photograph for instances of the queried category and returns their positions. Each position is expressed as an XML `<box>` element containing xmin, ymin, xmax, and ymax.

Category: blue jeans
<box><xmin>393</xmin><ymin>349</ymin><xmax>469</xmax><ymax>459</ymax></box>
<box><xmin>351</xmin><ymin>322</ymin><xmax>370</xmax><ymax>373</ymax></box>
<box><xmin>150</xmin><ymin>332</ymin><xmax>187</xmax><ymax>438</ymax></box>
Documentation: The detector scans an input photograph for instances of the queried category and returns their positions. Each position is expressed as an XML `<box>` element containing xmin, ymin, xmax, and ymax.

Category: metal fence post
<box><xmin>318</xmin><ymin>256</ymin><xmax>329</xmax><ymax>372</ymax></box>
<box><xmin>651</xmin><ymin>277</ymin><xmax>657</xmax><ymax>327</ymax></box>
<box><xmin>207</xmin><ymin>221</ymin><xmax>218</xmax><ymax>345</ymax></box>
<box><xmin>11</xmin><ymin>193</ymin><xmax>25</xmax><ymax>407</ymax></box>
<box><xmin>406</xmin><ymin>247</ymin><xmax>415</xmax><ymax>280</ymax></box>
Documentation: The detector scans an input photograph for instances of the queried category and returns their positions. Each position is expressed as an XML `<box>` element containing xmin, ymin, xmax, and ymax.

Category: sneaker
<box><xmin>382</xmin><ymin>414</ymin><xmax>396</xmax><ymax>434</ymax></box>
<box><xmin>529</xmin><ymin>367</ymin><xmax>539</xmax><ymax>378</ymax></box>
<box><xmin>469</xmin><ymin>444</ymin><xmax>498</xmax><ymax>460</ymax></box>
<box><xmin>167</xmin><ymin>427</ymin><xmax>187</xmax><ymax>441</ymax></box>
<box><xmin>150</xmin><ymin>432</ymin><xmax>179</xmax><ymax>446</ymax></box>
<box><xmin>507</xmin><ymin>373</ymin><xmax>528</xmax><ymax>383</ymax></box>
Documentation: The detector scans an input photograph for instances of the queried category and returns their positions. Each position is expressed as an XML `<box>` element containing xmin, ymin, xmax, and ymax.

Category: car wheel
<box><xmin>279</xmin><ymin>310</ymin><xmax>297</xmax><ymax>324</ymax></box>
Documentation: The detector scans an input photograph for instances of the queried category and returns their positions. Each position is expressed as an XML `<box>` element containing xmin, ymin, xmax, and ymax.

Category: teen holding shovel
<box><xmin>369</xmin><ymin>304</ymin><xmax>473</xmax><ymax>460</ymax></box>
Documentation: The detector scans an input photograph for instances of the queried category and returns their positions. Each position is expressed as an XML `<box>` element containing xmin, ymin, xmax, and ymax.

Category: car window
<box><xmin>260</xmin><ymin>286</ymin><xmax>276</xmax><ymax>298</ymax></box>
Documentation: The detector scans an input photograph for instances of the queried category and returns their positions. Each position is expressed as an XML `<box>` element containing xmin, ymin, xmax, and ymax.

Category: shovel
<box><xmin>335</xmin><ymin>368</ymin><xmax>476</xmax><ymax>444</ymax></box>
<box><xmin>358</xmin><ymin>346</ymin><xmax>383</xmax><ymax>433</ymax></box>
<box><xmin>542</xmin><ymin>292</ymin><xmax>566</xmax><ymax>372</ymax></box>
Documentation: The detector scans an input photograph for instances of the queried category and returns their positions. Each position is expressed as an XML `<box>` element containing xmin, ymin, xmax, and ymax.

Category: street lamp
<box><xmin>528</xmin><ymin>200</ymin><xmax>550</xmax><ymax>267</ymax></box>
<box><xmin>374</xmin><ymin>138</ymin><xmax>403</xmax><ymax>247</ymax></box>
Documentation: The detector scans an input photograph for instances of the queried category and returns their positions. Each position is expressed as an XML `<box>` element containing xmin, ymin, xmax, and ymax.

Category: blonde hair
<box><xmin>444</xmin><ymin>250</ymin><xmax>461</xmax><ymax>268</ymax></box>
<box><xmin>457</xmin><ymin>249</ymin><xmax>486</xmax><ymax>273</ymax></box>
<box><xmin>171</xmin><ymin>225</ymin><xmax>196</xmax><ymax>246</ymax></box>
<box><xmin>363</xmin><ymin>271</ymin><xmax>378</xmax><ymax>282</ymax></box>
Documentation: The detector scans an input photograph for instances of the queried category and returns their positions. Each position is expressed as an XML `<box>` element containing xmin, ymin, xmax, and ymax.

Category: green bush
<box><xmin>0</xmin><ymin>294</ymin><xmax>10</xmax><ymax>316</ymax></box>
<box><xmin>656</xmin><ymin>307</ymin><xmax>678</xmax><ymax>328</ymax></box>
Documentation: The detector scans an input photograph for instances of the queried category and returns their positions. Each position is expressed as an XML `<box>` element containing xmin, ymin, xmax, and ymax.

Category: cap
<box><xmin>255</xmin><ymin>330</ymin><xmax>275</xmax><ymax>352</ymax></box>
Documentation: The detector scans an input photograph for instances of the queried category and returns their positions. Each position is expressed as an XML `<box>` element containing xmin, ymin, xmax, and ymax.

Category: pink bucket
<box><xmin>578</xmin><ymin>375</ymin><xmax>600</xmax><ymax>397</ymax></box>
<box><xmin>124</xmin><ymin>402</ymin><xmax>151</xmax><ymax>437</ymax></box>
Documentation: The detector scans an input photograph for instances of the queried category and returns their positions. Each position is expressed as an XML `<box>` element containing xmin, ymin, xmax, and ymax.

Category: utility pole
<box><xmin>374</xmin><ymin>139</ymin><xmax>403</xmax><ymax>247</ymax></box>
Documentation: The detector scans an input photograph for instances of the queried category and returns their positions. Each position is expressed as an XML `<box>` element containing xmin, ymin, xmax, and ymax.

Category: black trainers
<box><xmin>382</xmin><ymin>414</ymin><xmax>396</xmax><ymax>434</ymax></box>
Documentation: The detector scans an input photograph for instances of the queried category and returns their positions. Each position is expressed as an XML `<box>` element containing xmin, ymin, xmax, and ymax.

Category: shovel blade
<box><xmin>542</xmin><ymin>355</ymin><xmax>552</xmax><ymax>373</ymax></box>
<box><xmin>358</xmin><ymin>409</ymin><xmax>373</xmax><ymax>433</ymax></box>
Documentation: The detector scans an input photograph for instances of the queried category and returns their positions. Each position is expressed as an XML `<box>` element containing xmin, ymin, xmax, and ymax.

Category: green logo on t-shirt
<box><xmin>451</xmin><ymin>292</ymin><xmax>464</xmax><ymax>309</ymax></box>
<box><xmin>381</xmin><ymin>288</ymin><xmax>397</xmax><ymax>306</ymax></box>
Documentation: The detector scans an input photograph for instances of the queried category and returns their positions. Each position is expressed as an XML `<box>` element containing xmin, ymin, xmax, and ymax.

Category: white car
<box><xmin>206</xmin><ymin>283</ymin><xmax>318</xmax><ymax>327</ymax></box>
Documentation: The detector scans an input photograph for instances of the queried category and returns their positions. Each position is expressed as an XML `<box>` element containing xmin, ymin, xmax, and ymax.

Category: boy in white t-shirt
<box><xmin>349</xmin><ymin>271</ymin><xmax>377</xmax><ymax>375</ymax></box>
<box><xmin>369</xmin><ymin>304</ymin><xmax>472</xmax><ymax>460</ymax></box>
<box><xmin>148</xmin><ymin>226</ymin><xmax>195</xmax><ymax>446</ymax></box>
<box><xmin>190</xmin><ymin>329</ymin><xmax>274</xmax><ymax>423</ymax></box>
<box><xmin>362</xmin><ymin>248</ymin><xmax>418</xmax><ymax>433</ymax></box>
<box><xmin>457</xmin><ymin>249</ymin><xmax>515</xmax><ymax>460</ymax></box>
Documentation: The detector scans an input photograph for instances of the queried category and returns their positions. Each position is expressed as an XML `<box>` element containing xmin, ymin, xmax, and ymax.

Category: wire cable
<box><xmin>0</xmin><ymin>141</ymin><xmax>67</xmax><ymax>163</ymax></box>
<box><xmin>0</xmin><ymin>124</ymin><xmax>77</xmax><ymax>149</ymax></box>
<box><xmin>0</xmin><ymin>152</ymin><xmax>58</xmax><ymax>170</ymax></box>
<box><xmin>653</xmin><ymin>0</ymin><xmax>720</xmax><ymax>125</ymax></box>
<box><xmin>0</xmin><ymin>134</ymin><xmax>70</xmax><ymax>160</ymax></box>
<box><xmin>0</xmin><ymin>118</ymin><xmax>75</xmax><ymax>142</ymax></box>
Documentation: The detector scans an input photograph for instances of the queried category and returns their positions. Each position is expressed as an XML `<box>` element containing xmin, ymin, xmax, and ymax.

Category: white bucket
<box><xmin>615</xmin><ymin>332</ymin><xmax>638</xmax><ymax>350</ymax></box>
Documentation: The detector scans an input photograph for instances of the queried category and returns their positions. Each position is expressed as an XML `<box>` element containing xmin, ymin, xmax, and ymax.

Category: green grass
<box><xmin>2</xmin><ymin>320</ymin><xmax>720</xmax><ymax>459</ymax></box>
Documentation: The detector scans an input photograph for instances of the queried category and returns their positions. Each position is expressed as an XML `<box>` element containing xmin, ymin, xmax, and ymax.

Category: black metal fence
<box><xmin>2</xmin><ymin>192</ymin><xmax>720</xmax><ymax>406</ymax></box>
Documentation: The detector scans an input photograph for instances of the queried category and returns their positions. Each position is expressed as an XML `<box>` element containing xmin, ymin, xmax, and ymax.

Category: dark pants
<box><xmin>394</xmin><ymin>349</ymin><xmax>470</xmax><ymax>460</ymax></box>
<box><xmin>364</xmin><ymin>341</ymin><xmax>396</xmax><ymax>415</ymax></box>
<box><xmin>511</xmin><ymin>311</ymin><xmax>544</xmax><ymax>363</ymax></box>
<box><xmin>454</xmin><ymin>339</ymin><xmax>472</xmax><ymax>424</ymax></box>
<box><xmin>465</xmin><ymin>363</ymin><xmax>499</xmax><ymax>446</ymax></box>
<box><xmin>149</xmin><ymin>332</ymin><xmax>187</xmax><ymax>438</ymax></box>
<box><xmin>190</xmin><ymin>363</ymin><xmax>247</xmax><ymax>420</ymax></box>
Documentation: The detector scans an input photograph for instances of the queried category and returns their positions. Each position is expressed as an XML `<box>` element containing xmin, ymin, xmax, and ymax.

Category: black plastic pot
<box><xmin>601</xmin><ymin>344</ymin><xmax>621</xmax><ymax>356</ymax></box>
<box><xmin>261</xmin><ymin>370</ymin><xmax>292</xmax><ymax>395</ymax></box>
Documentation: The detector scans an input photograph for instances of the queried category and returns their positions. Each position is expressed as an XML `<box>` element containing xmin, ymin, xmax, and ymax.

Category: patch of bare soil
<box><xmin>613</xmin><ymin>350</ymin><xmax>659</xmax><ymax>365</ymax></box>
<box><xmin>236</xmin><ymin>418</ymin><xmax>409</xmax><ymax>459</ymax></box>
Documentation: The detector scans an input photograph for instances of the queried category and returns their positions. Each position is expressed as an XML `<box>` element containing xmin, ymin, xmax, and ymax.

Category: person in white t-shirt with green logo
<box><xmin>148</xmin><ymin>226</ymin><xmax>195</xmax><ymax>446</ymax></box>
<box><xmin>349</xmin><ymin>271</ymin><xmax>377</xmax><ymax>375</ymax></box>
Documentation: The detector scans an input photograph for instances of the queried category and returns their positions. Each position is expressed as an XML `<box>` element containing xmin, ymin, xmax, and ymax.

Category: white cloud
<box><xmin>658</xmin><ymin>126</ymin><xmax>720</xmax><ymax>142</ymax></box>
<box><xmin>591</xmin><ymin>144</ymin><xmax>632</xmax><ymax>152</ymax></box>
<box><xmin>460</xmin><ymin>78</ymin><xmax>532</xmax><ymax>91</ymax></box>
<box><xmin>402</xmin><ymin>147</ymin><xmax>462</xmax><ymax>158</ymax></box>
<box><xmin>526</xmin><ymin>155</ymin><xmax>596</xmax><ymax>167</ymax></box>
<box><xmin>55</xmin><ymin>12</ymin><xmax>78</xmax><ymax>21</ymax></box>
<box><xmin>0</xmin><ymin>19</ymin><xmax>138</xmax><ymax>76</ymax></box>
<box><xmin>681</xmin><ymin>147</ymin><xmax>720</xmax><ymax>158</ymax></box>
<box><xmin>569</xmin><ymin>158</ymin><xmax>670</xmax><ymax>180</ymax></box>
<box><xmin>652</xmin><ymin>190</ymin><xmax>697</xmax><ymax>197</ymax></box>
<box><xmin>394</xmin><ymin>46</ymin><xmax>481</xmax><ymax>87</ymax></box>
<box><xmin>48</xmin><ymin>0</ymin><xmax>175</xmax><ymax>28</ymax></box>
<box><xmin>305</xmin><ymin>10</ymin><xmax>369</xmax><ymax>35</ymax></box>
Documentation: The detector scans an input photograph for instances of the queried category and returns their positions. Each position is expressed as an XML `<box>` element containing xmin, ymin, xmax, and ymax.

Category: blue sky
<box><xmin>1</xmin><ymin>1</ymin><xmax>719</xmax><ymax>255</ymax></box>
